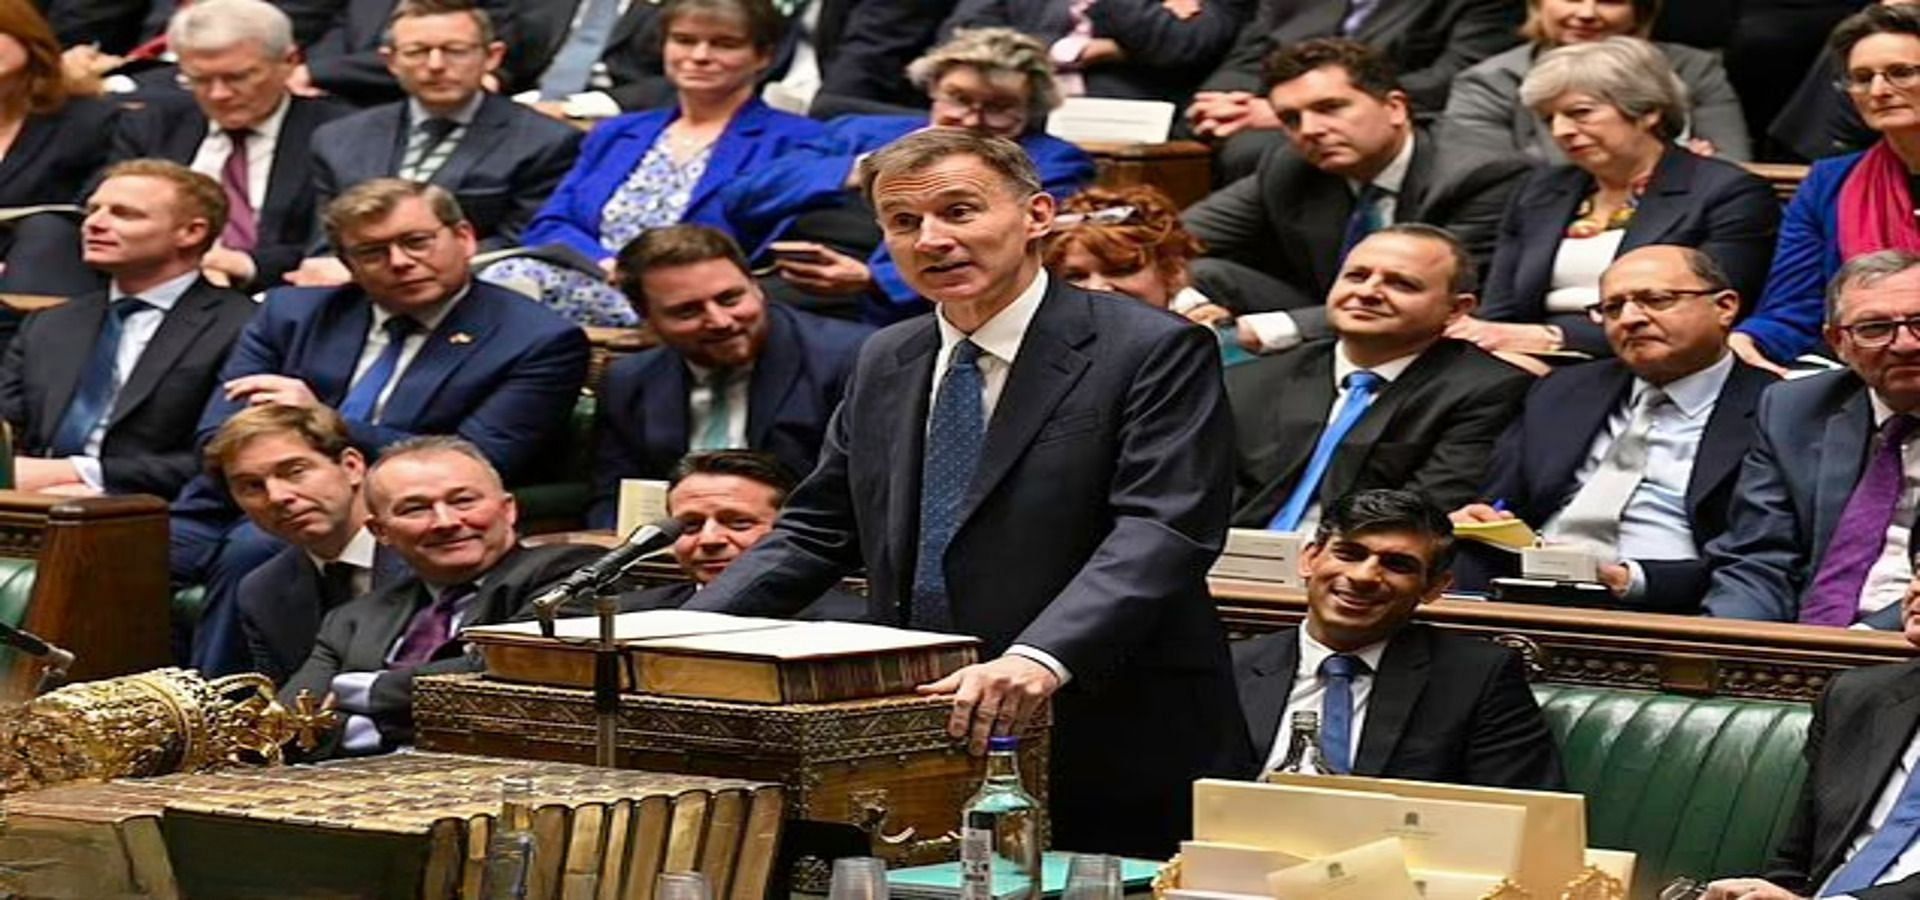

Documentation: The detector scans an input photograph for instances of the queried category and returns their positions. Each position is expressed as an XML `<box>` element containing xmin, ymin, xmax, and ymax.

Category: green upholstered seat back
<box><xmin>0</xmin><ymin>556</ymin><xmax>37</xmax><ymax>669</ymax></box>
<box><xmin>1534</xmin><ymin>684</ymin><xmax>1811</xmax><ymax>895</ymax></box>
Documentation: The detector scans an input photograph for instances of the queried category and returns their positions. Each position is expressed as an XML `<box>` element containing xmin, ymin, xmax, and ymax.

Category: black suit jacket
<box><xmin>1231</xmin><ymin>624</ymin><xmax>1566</xmax><ymax>789</ymax></box>
<box><xmin>43</xmin><ymin>0</ymin><xmax>172</xmax><ymax>54</ymax></box>
<box><xmin>0</xmin><ymin>279</ymin><xmax>256</xmax><ymax>497</ymax></box>
<box><xmin>1760</xmin><ymin>660</ymin><xmax>1920</xmax><ymax>899</ymax></box>
<box><xmin>1184</xmin><ymin>126</ymin><xmax>1529</xmax><ymax>318</ymax></box>
<box><xmin>507</xmin><ymin>0</ymin><xmax>665</xmax><ymax>109</ymax></box>
<box><xmin>1480</xmin><ymin>148</ymin><xmax>1782</xmax><ymax>355</ymax></box>
<box><xmin>817</xmin><ymin>0</ymin><xmax>954</xmax><ymax>108</ymax></box>
<box><xmin>685</xmin><ymin>278</ymin><xmax>1254</xmax><ymax>858</ymax></box>
<box><xmin>237</xmin><ymin>541</ymin><xmax>411</xmax><ymax>685</ymax></box>
<box><xmin>938</xmin><ymin>0</ymin><xmax>1253</xmax><ymax>105</ymax></box>
<box><xmin>279</xmin><ymin>542</ymin><xmax>602</xmax><ymax>755</ymax></box>
<box><xmin>1464</xmin><ymin>358</ymin><xmax>1777</xmax><ymax>611</ymax></box>
<box><xmin>587</xmin><ymin>303</ymin><xmax>873</xmax><ymax>528</ymax></box>
<box><xmin>310</xmin><ymin>93</ymin><xmax>583</xmax><ymax>253</ymax></box>
<box><xmin>108</xmin><ymin>95</ymin><xmax>352</xmax><ymax>291</ymax></box>
<box><xmin>616</xmin><ymin>580</ymin><xmax>873</xmax><ymax>622</ymax></box>
<box><xmin>1199</xmin><ymin>0</ymin><xmax>1523</xmax><ymax>110</ymax></box>
<box><xmin>1226</xmin><ymin>338</ymin><xmax>1533</xmax><ymax>527</ymax></box>
<box><xmin>295</xmin><ymin>0</ymin><xmax>520</xmax><ymax>105</ymax></box>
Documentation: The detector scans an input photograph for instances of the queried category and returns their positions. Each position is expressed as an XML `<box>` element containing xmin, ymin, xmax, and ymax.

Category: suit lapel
<box><xmin>1812</xmin><ymin>388</ymin><xmax>1875</xmax><ymax>564</ymax></box>
<box><xmin>1823</xmin><ymin>671</ymin><xmax>1920</xmax><ymax>876</ymax></box>
<box><xmin>0</xmin><ymin>112</ymin><xmax>57</xmax><ymax>185</ymax></box>
<box><xmin>1619</xmin><ymin>151</ymin><xmax>1695</xmax><ymax>252</ymax></box>
<box><xmin>1515</xmin><ymin>171</ymin><xmax>1587</xmax><ymax>297</ymax></box>
<box><xmin>36</xmin><ymin>294</ymin><xmax>110</xmax><ymax>444</ymax></box>
<box><xmin>688</xmin><ymin>102</ymin><xmax>769</xmax><ymax>214</ymax></box>
<box><xmin>430</xmin><ymin>96</ymin><xmax>507</xmax><ymax>188</ymax></box>
<box><xmin>1322</xmin><ymin>342</ymin><xmax>1455</xmax><ymax>502</ymax></box>
<box><xmin>1395</xmin><ymin>129</ymin><xmax>1438</xmax><ymax>217</ymax></box>
<box><xmin>377</xmin><ymin>290</ymin><xmax>500</xmax><ymax>426</ymax></box>
<box><xmin>1687</xmin><ymin>363</ymin><xmax>1772</xmax><ymax>516</ymax></box>
<box><xmin>746</xmin><ymin>307</ymin><xmax>802</xmax><ymax>446</ymax></box>
<box><xmin>1250</xmin><ymin>347</ymin><xmax>1337</xmax><ymax>518</ymax></box>
<box><xmin>312</xmin><ymin>294</ymin><xmax>375</xmax><ymax>405</ymax></box>
<box><xmin>262</xmin><ymin>100</ymin><xmax>321</xmax><ymax>235</ymax></box>
<box><xmin>958</xmin><ymin>284</ymin><xmax>1093</xmax><ymax>525</ymax></box>
<box><xmin>1295</xmin><ymin>172</ymin><xmax>1355</xmax><ymax>291</ymax></box>
<box><xmin>1539</xmin><ymin>364</ymin><xmax>1635</xmax><ymax>514</ymax></box>
<box><xmin>1354</xmin><ymin>626</ymin><xmax>1430</xmax><ymax>775</ymax></box>
<box><xmin>1244</xmin><ymin>631</ymin><xmax>1302</xmax><ymax>767</ymax></box>
<box><xmin>882</xmin><ymin>325</ymin><xmax>939</xmax><ymax>604</ymax></box>
<box><xmin>108</xmin><ymin>280</ymin><xmax>219</xmax><ymax>428</ymax></box>
<box><xmin>368</xmin><ymin>581</ymin><xmax>429</xmax><ymax>666</ymax></box>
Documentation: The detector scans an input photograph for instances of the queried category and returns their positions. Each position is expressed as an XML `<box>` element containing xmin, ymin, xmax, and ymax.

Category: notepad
<box><xmin>1452</xmin><ymin>518</ymin><xmax>1538</xmax><ymax>552</ymax></box>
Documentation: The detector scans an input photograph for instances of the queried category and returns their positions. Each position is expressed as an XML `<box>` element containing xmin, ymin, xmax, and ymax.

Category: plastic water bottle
<box><xmin>480</xmin><ymin>774</ymin><xmax>536</xmax><ymax>899</ymax></box>
<box><xmin>960</xmin><ymin>735</ymin><xmax>1041</xmax><ymax>900</ymax></box>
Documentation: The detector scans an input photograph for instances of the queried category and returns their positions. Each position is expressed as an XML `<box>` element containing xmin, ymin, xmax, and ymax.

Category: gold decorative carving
<box><xmin>1482</xmin><ymin>880</ymin><xmax>1533</xmax><ymax>899</ymax></box>
<box><xmin>1151</xmin><ymin>855</ymin><xmax>1182</xmax><ymax>900</ymax></box>
<box><xmin>1559</xmin><ymin>866</ymin><xmax>1626</xmax><ymax>900</ymax></box>
<box><xmin>1491</xmin><ymin>634</ymin><xmax>1547</xmax><ymax>680</ymax></box>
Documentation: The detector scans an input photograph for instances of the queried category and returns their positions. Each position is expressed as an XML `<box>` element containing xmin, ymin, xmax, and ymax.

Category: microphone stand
<box><xmin>528</xmin><ymin>545</ymin><xmax>671</xmax><ymax>767</ymax></box>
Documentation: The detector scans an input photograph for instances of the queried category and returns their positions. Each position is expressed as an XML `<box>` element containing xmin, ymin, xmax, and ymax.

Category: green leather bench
<box><xmin>1535</xmin><ymin>684</ymin><xmax>1812</xmax><ymax>896</ymax></box>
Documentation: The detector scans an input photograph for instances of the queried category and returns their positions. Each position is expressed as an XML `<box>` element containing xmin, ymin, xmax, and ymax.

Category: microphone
<box><xmin>0</xmin><ymin>621</ymin><xmax>75</xmax><ymax>691</ymax></box>
<box><xmin>532</xmin><ymin>518</ymin><xmax>685</xmax><ymax>632</ymax></box>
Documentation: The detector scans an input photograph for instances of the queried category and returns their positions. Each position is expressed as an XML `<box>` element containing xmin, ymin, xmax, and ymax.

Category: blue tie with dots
<box><xmin>911</xmin><ymin>340</ymin><xmax>985</xmax><ymax>632</ymax></box>
<box><xmin>1320</xmin><ymin>653</ymin><xmax>1367</xmax><ymax>775</ymax></box>
<box><xmin>339</xmin><ymin>316</ymin><xmax>418</xmax><ymax>423</ymax></box>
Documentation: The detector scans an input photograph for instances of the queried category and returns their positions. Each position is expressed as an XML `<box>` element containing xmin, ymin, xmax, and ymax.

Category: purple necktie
<box><xmin>1801</xmin><ymin>415</ymin><xmax>1918</xmax><ymax>626</ymax></box>
<box><xmin>220</xmin><ymin>129</ymin><xmax>257</xmax><ymax>252</ymax></box>
<box><xmin>390</xmin><ymin>583</ymin><xmax>474</xmax><ymax>667</ymax></box>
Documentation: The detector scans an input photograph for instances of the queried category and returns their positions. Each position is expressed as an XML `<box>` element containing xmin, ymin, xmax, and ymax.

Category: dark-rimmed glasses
<box><xmin>342</xmin><ymin>225</ymin><xmax>451</xmax><ymax>268</ymax></box>
<box><xmin>1839</xmin><ymin>316</ymin><xmax>1920</xmax><ymax>348</ymax></box>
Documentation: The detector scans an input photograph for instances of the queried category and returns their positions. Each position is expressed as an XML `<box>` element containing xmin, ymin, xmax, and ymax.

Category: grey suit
<box><xmin>1439</xmin><ymin>42</ymin><xmax>1753</xmax><ymax>164</ymax></box>
<box><xmin>1182</xmin><ymin>127</ymin><xmax>1528</xmax><ymax>340</ymax></box>
<box><xmin>1703</xmin><ymin>370</ymin><xmax>1896</xmax><ymax>625</ymax></box>
<box><xmin>279</xmin><ymin>542</ymin><xmax>602</xmax><ymax>755</ymax></box>
<box><xmin>309</xmin><ymin>93</ymin><xmax>583</xmax><ymax>253</ymax></box>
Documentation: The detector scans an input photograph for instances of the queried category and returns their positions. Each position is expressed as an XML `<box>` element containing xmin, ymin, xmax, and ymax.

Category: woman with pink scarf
<box><xmin>1735</xmin><ymin>3</ymin><xmax>1920</xmax><ymax>373</ymax></box>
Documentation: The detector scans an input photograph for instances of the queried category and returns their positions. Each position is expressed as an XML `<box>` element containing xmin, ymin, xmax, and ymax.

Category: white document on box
<box><xmin>1045</xmin><ymin>96</ymin><xmax>1176</xmax><ymax>144</ymax></box>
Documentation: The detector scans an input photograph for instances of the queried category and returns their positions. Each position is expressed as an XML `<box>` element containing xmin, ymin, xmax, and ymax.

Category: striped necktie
<box><xmin>399</xmin><ymin>118</ymin><xmax>461</xmax><ymax>183</ymax></box>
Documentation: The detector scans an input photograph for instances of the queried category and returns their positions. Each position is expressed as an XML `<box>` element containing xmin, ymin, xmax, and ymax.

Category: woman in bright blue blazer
<box><xmin>489</xmin><ymin>0</ymin><xmax>823</xmax><ymax>326</ymax></box>
<box><xmin>713</xmin><ymin>27</ymin><xmax>1097</xmax><ymax>324</ymax></box>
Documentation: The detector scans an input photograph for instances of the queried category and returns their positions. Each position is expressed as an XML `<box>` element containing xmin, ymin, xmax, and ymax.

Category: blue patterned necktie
<box><xmin>49</xmin><ymin>298</ymin><xmax>151</xmax><ymax>456</ymax></box>
<box><xmin>1339</xmin><ymin>184</ymin><xmax>1388</xmax><ymax>261</ymax></box>
<box><xmin>339</xmin><ymin>316</ymin><xmax>419</xmax><ymax>423</ymax></box>
<box><xmin>1319</xmin><ymin>653</ymin><xmax>1367</xmax><ymax>775</ymax></box>
<box><xmin>1823</xmin><ymin>760</ymin><xmax>1920</xmax><ymax>895</ymax></box>
<box><xmin>911</xmin><ymin>340</ymin><xmax>986</xmax><ymax>631</ymax></box>
<box><xmin>539</xmin><ymin>0</ymin><xmax>625</xmax><ymax>100</ymax></box>
<box><xmin>1270</xmin><ymin>370</ymin><xmax>1385</xmax><ymax>531</ymax></box>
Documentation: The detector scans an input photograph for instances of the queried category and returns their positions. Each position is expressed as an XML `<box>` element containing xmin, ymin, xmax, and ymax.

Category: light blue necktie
<box><xmin>49</xmin><ymin>298</ymin><xmax>150</xmax><ymax>456</ymax></box>
<box><xmin>339</xmin><ymin>316</ymin><xmax>418</xmax><ymax>423</ymax></box>
<box><xmin>1824</xmin><ymin>760</ymin><xmax>1920</xmax><ymax>895</ymax></box>
<box><xmin>539</xmin><ymin>0</ymin><xmax>625</xmax><ymax>100</ymax></box>
<box><xmin>911</xmin><ymin>340</ymin><xmax>985</xmax><ymax>632</ymax></box>
<box><xmin>1269</xmin><ymin>371</ymin><xmax>1384</xmax><ymax>532</ymax></box>
<box><xmin>1319</xmin><ymin>653</ymin><xmax>1366</xmax><ymax>775</ymax></box>
<box><xmin>693</xmin><ymin>369</ymin><xmax>735</xmax><ymax>451</ymax></box>
<box><xmin>1342</xmin><ymin>0</ymin><xmax>1380</xmax><ymax>35</ymax></box>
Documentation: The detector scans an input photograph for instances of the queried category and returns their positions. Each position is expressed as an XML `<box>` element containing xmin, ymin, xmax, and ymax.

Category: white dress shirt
<box><xmin>188</xmin><ymin>93</ymin><xmax>292</xmax><ymax>213</ymax></box>
<box><xmin>763</xmin><ymin>0</ymin><xmax>825</xmax><ymax>113</ymax></box>
<box><xmin>1264</xmin><ymin>627</ymin><xmax>1389</xmax><ymax>772</ymax></box>
<box><xmin>686</xmin><ymin>361</ymin><xmax>753</xmax><ymax>450</ymax></box>
<box><xmin>1288</xmin><ymin>342</ymin><xmax>1420</xmax><ymax>533</ymax></box>
<box><xmin>1826</xmin><ymin>724</ymin><xmax>1920</xmax><ymax>897</ymax></box>
<box><xmin>349</xmin><ymin>288</ymin><xmax>466</xmax><ymax>424</ymax></box>
<box><xmin>1853</xmin><ymin>392</ymin><xmax>1920</xmax><ymax>620</ymax></box>
<box><xmin>928</xmin><ymin>269</ymin><xmax>1071</xmax><ymax>684</ymax></box>
<box><xmin>1542</xmin><ymin>352</ymin><xmax>1734</xmax><ymax>598</ymax></box>
<box><xmin>68</xmin><ymin>270</ymin><xmax>200</xmax><ymax>490</ymax></box>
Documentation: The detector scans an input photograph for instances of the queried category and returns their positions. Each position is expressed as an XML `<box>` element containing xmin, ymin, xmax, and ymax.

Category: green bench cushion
<box><xmin>0</xmin><ymin>557</ymin><xmax>34</xmax><ymax>669</ymax></box>
<box><xmin>1534</xmin><ymin>684</ymin><xmax>1810</xmax><ymax>894</ymax></box>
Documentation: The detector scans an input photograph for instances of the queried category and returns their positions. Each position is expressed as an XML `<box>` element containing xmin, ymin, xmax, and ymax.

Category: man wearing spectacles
<box><xmin>1448</xmin><ymin>245</ymin><xmax>1777</xmax><ymax>613</ymax></box>
<box><xmin>108</xmin><ymin>0</ymin><xmax>351</xmax><ymax>294</ymax></box>
<box><xmin>290</xmin><ymin>0</ymin><xmax>583</xmax><ymax>288</ymax></box>
<box><xmin>168</xmin><ymin>178</ymin><xmax>591</xmax><ymax>677</ymax></box>
<box><xmin>1704</xmin><ymin>249</ymin><xmax>1920</xmax><ymax>629</ymax></box>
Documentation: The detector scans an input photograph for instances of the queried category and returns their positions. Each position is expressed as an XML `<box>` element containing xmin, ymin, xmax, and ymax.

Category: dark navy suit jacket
<box><xmin>1480</xmin><ymin>148</ymin><xmax>1780</xmax><ymax>355</ymax></box>
<box><xmin>587</xmin><ymin>303</ymin><xmax>873</xmax><ymax>528</ymax></box>
<box><xmin>522</xmin><ymin>99</ymin><xmax>825</xmax><ymax>265</ymax></box>
<box><xmin>711</xmin><ymin>115</ymin><xmax>1097</xmax><ymax>324</ymax></box>
<box><xmin>309</xmin><ymin>93</ymin><xmax>583</xmax><ymax>253</ymax></box>
<box><xmin>237</xmin><ymin>542</ymin><xmax>410</xmax><ymax>686</ymax></box>
<box><xmin>685</xmin><ymin>277</ymin><xmax>1254</xmax><ymax>858</ymax></box>
<box><xmin>1466</xmin><ymin>358</ymin><xmax>1776</xmax><ymax>612</ymax></box>
<box><xmin>1703</xmin><ymin>369</ymin><xmax>1899</xmax><ymax>625</ymax></box>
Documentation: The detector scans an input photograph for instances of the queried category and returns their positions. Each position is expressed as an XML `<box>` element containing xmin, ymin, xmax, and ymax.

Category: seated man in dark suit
<box><xmin>173</xmin><ymin>178</ymin><xmax>591</xmax><ymax>676</ymax></box>
<box><xmin>208</xmin><ymin>404</ymin><xmax>410</xmax><ymax>684</ymax></box>
<box><xmin>288</xmin><ymin>0</ymin><xmax>516</xmax><ymax>105</ymax></box>
<box><xmin>108</xmin><ymin>0</ymin><xmax>351</xmax><ymax>292</ymax></box>
<box><xmin>1231</xmin><ymin>488</ymin><xmax>1564</xmax><ymax>788</ymax></box>
<box><xmin>1703</xmin><ymin>579</ymin><xmax>1920</xmax><ymax>900</ymax></box>
<box><xmin>1705</xmin><ymin>250</ymin><xmax>1920</xmax><ymax>629</ymax></box>
<box><xmin>1226</xmin><ymin>224</ymin><xmax>1533</xmax><ymax>530</ymax></box>
<box><xmin>0</xmin><ymin>160</ymin><xmax>255</xmax><ymax>500</ymax></box>
<box><xmin>588</xmin><ymin>225</ymin><xmax>871</xmax><ymax>529</ymax></box>
<box><xmin>292</xmin><ymin>0</ymin><xmax>581</xmax><ymax>288</ymax></box>
<box><xmin>1450</xmin><ymin>246</ymin><xmax>1779</xmax><ymax>613</ymax></box>
<box><xmin>281</xmin><ymin>435</ymin><xmax>599</xmax><ymax>757</ymax></box>
<box><xmin>1184</xmin><ymin>0</ymin><xmax>1521</xmax><ymax>180</ymax></box>
<box><xmin>615</xmin><ymin>450</ymin><xmax>867</xmax><ymax>620</ymax></box>
<box><xmin>1183</xmin><ymin>38</ymin><xmax>1527</xmax><ymax>353</ymax></box>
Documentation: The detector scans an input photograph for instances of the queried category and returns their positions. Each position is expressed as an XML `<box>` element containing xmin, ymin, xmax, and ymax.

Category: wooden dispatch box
<box><xmin>413</xmin><ymin>673</ymin><xmax>1051</xmax><ymax>890</ymax></box>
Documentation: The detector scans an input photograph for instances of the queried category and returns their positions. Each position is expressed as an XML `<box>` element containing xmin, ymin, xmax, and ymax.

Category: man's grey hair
<box><xmin>167</xmin><ymin>0</ymin><xmax>295</xmax><ymax>58</ymax></box>
<box><xmin>1827</xmin><ymin>249</ymin><xmax>1920</xmax><ymax>325</ymax></box>
<box><xmin>906</xmin><ymin>27</ymin><xmax>1061</xmax><ymax>123</ymax></box>
<box><xmin>364</xmin><ymin>435</ymin><xmax>503</xmax><ymax>511</ymax></box>
<box><xmin>1519</xmin><ymin>36</ymin><xmax>1690</xmax><ymax>142</ymax></box>
<box><xmin>858</xmin><ymin>129</ymin><xmax>1043</xmax><ymax>208</ymax></box>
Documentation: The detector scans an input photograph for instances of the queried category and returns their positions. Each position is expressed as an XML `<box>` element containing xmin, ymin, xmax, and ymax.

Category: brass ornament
<box><xmin>1560</xmin><ymin>865</ymin><xmax>1627</xmax><ymax>900</ymax></box>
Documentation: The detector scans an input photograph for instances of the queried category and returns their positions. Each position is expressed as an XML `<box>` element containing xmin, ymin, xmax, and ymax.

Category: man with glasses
<box><xmin>290</xmin><ymin>0</ymin><xmax>581</xmax><ymax>288</ymax></box>
<box><xmin>1230</xmin><ymin>488</ymin><xmax>1563</xmax><ymax>788</ymax></box>
<box><xmin>170</xmin><ymin>178</ymin><xmax>591</xmax><ymax>676</ymax></box>
<box><xmin>1448</xmin><ymin>246</ymin><xmax>1777</xmax><ymax>613</ymax></box>
<box><xmin>108</xmin><ymin>0</ymin><xmax>351</xmax><ymax>293</ymax></box>
<box><xmin>1705</xmin><ymin>250</ymin><xmax>1920</xmax><ymax>627</ymax></box>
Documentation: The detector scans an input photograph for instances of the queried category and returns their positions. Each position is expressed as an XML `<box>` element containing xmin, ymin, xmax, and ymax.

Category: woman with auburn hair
<box><xmin>0</xmin><ymin>0</ymin><xmax>118</xmax><ymax>343</ymax></box>
<box><xmin>1044</xmin><ymin>185</ymin><xmax>1208</xmax><ymax>311</ymax></box>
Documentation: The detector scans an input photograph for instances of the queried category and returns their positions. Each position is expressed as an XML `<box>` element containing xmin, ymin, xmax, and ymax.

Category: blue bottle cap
<box><xmin>988</xmin><ymin>735</ymin><xmax>1020</xmax><ymax>752</ymax></box>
